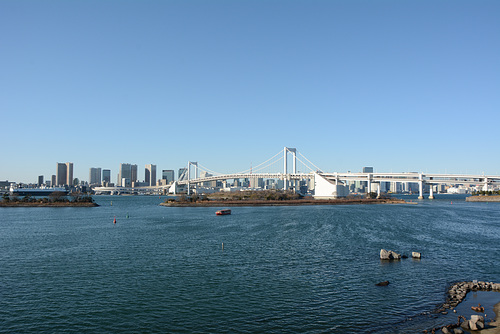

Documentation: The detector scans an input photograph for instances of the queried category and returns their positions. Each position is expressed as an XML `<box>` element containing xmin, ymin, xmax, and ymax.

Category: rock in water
<box><xmin>376</xmin><ymin>281</ymin><xmax>390</xmax><ymax>286</ymax></box>
<box><xmin>412</xmin><ymin>252</ymin><xmax>421</xmax><ymax>259</ymax></box>
<box><xmin>380</xmin><ymin>249</ymin><xmax>391</xmax><ymax>260</ymax></box>
<box><xmin>380</xmin><ymin>249</ymin><xmax>401</xmax><ymax>260</ymax></box>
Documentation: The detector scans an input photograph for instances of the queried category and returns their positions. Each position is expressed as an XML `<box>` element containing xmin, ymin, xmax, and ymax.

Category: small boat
<box><xmin>216</xmin><ymin>209</ymin><xmax>231</xmax><ymax>216</ymax></box>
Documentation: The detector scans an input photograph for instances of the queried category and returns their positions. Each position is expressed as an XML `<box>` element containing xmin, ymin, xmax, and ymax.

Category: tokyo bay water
<box><xmin>1</xmin><ymin>195</ymin><xmax>499</xmax><ymax>333</ymax></box>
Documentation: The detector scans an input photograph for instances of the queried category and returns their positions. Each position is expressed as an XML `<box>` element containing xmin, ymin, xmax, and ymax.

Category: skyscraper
<box><xmin>118</xmin><ymin>163</ymin><xmax>131</xmax><ymax>187</ymax></box>
<box><xmin>56</xmin><ymin>162</ymin><xmax>73</xmax><ymax>186</ymax></box>
<box><xmin>38</xmin><ymin>175</ymin><xmax>44</xmax><ymax>186</ymax></box>
<box><xmin>102</xmin><ymin>169</ymin><xmax>111</xmax><ymax>183</ymax></box>
<box><xmin>145</xmin><ymin>164</ymin><xmax>157</xmax><ymax>186</ymax></box>
<box><xmin>57</xmin><ymin>163</ymin><xmax>66</xmax><ymax>186</ymax></box>
<box><xmin>89</xmin><ymin>168</ymin><xmax>102</xmax><ymax>186</ymax></box>
<box><xmin>131</xmin><ymin>164</ymin><xmax>138</xmax><ymax>184</ymax></box>
<box><xmin>66</xmin><ymin>162</ymin><xmax>73</xmax><ymax>186</ymax></box>
<box><xmin>162</xmin><ymin>170</ymin><xmax>175</xmax><ymax>184</ymax></box>
<box><xmin>51</xmin><ymin>175</ymin><xmax>56</xmax><ymax>187</ymax></box>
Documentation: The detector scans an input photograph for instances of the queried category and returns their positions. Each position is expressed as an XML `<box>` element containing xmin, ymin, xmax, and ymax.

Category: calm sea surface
<box><xmin>1</xmin><ymin>195</ymin><xmax>499</xmax><ymax>333</ymax></box>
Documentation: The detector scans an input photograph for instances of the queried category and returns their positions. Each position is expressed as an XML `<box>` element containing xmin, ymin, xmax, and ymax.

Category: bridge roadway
<box><xmin>94</xmin><ymin>172</ymin><xmax>500</xmax><ymax>198</ymax></box>
<box><xmin>177</xmin><ymin>172</ymin><xmax>500</xmax><ymax>186</ymax></box>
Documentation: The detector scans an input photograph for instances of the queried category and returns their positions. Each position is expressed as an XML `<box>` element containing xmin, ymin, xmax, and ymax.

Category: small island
<box><xmin>0</xmin><ymin>192</ymin><xmax>99</xmax><ymax>207</ymax></box>
<box><xmin>466</xmin><ymin>190</ymin><xmax>500</xmax><ymax>202</ymax></box>
<box><xmin>160</xmin><ymin>190</ymin><xmax>407</xmax><ymax>207</ymax></box>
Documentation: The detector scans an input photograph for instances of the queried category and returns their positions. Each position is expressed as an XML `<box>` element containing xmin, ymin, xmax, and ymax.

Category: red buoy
<box><xmin>113</xmin><ymin>216</ymin><xmax>116</xmax><ymax>224</ymax></box>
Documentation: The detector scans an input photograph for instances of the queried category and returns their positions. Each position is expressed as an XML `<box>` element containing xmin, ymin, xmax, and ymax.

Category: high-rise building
<box><xmin>362</xmin><ymin>167</ymin><xmax>374</xmax><ymax>173</ymax></box>
<box><xmin>131</xmin><ymin>164</ymin><xmax>138</xmax><ymax>184</ymax></box>
<box><xmin>56</xmin><ymin>162</ymin><xmax>73</xmax><ymax>186</ymax></box>
<box><xmin>145</xmin><ymin>164</ymin><xmax>157</xmax><ymax>186</ymax></box>
<box><xmin>57</xmin><ymin>163</ymin><xmax>66</xmax><ymax>186</ymax></box>
<box><xmin>66</xmin><ymin>163</ymin><xmax>73</xmax><ymax>186</ymax></box>
<box><xmin>162</xmin><ymin>170</ymin><xmax>175</xmax><ymax>184</ymax></box>
<box><xmin>118</xmin><ymin>163</ymin><xmax>131</xmax><ymax>187</ymax></box>
<box><xmin>51</xmin><ymin>175</ymin><xmax>56</xmax><ymax>187</ymax></box>
<box><xmin>102</xmin><ymin>169</ymin><xmax>111</xmax><ymax>183</ymax></box>
<box><xmin>89</xmin><ymin>168</ymin><xmax>102</xmax><ymax>186</ymax></box>
<box><xmin>38</xmin><ymin>175</ymin><xmax>44</xmax><ymax>186</ymax></box>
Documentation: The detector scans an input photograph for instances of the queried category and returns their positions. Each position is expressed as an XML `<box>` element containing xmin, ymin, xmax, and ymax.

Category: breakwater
<box><xmin>466</xmin><ymin>195</ymin><xmax>500</xmax><ymax>202</ymax></box>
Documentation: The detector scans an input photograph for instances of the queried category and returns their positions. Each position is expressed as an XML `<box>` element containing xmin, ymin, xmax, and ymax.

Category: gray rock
<box><xmin>441</xmin><ymin>327</ymin><xmax>451</xmax><ymax>334</ymax></box>
<box><xmin>469</xmin><ymin>320</ymin><xmax>477</xmax><ymax>331</ymax></box>
<box><xmin>412</xmin><ymin>251</ymin><xmax>421</xmax><ymax>259</ymax></box>
<box><xmin>453</xmin><ymin>328</ymin><xmax>463</xmax><ymax>334</ymax></box>
<box><xmin>380</xmin><ymin>249</ymin><xmax>391</xmax><ymax>260</ymax></box>
<box><xmin>380</xmin><ymin>249</ymin><xmax>401</xmax><ymax>260</ymax></box>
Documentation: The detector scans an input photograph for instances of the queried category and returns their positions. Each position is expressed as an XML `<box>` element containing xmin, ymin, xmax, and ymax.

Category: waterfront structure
<box><xmin>102</xmin><ymin>169</ymin><xmax>111</xmax><ymax>183</ymax></box>
<box><xmin>56</xmin><ymin>162</ymin><xmax>73</xmax><ymax>186</ymax></box>
<box><xmin>145</xmin><ymin>164</ymin><xmax>157</xmax><ymax>187</ymax></box>
<box><xmin>162</xmin><ymin>170</ymin><xmax>175</xmax><ymax>184</ymax></box>
<box><xmin>89</xmin><ymin>168</ymin><xmax>102</xmax><ymax>186</ymax></box>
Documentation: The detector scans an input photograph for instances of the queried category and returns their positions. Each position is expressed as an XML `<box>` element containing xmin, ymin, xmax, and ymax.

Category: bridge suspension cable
<box><xmin>196</xmin><ymin>163</ymin><xmax>223</xmax><ymax>176</ymax></box>
<box><xmin>297</xmin><ymin>152</ymin><xmax>323</xmax><ymax>173</ymax></box>
<box><xmin>234</xmin><ymin>149</ymin><xmax>284</xmax><ymax>175</ymax></box>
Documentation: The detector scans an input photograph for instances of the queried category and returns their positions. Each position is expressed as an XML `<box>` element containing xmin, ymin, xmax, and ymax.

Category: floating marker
<box><xmin>111</xmin><ymin>201</ymin><xmax>113</xmax><ymax>206</ymax></box>
<box><xmin>222</xmin><ymin>242</ymin><xmax>224</xmax><ymax>251</ymax></box>
<box><xmin>113</xmin><ymin>216</ymin><xmax>116</xmax><ymax>224</ymax></box>
<box><xmin>126</xmin><ymin>213</ymin><xmax>129</xmax><ymax>219</ymax></box>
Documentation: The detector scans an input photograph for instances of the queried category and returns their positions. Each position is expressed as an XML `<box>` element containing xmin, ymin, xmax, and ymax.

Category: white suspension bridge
<box><xmin>94</xmin><ymin>147</ymin><xmax>500</xmax><ymax>199</ymax></box>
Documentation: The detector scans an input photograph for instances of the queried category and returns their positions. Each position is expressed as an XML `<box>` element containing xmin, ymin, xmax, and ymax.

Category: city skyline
<box><xmin>2</xmin><ymin>1</ymin><xmax>499</xmax><ymax>183</ymax></box>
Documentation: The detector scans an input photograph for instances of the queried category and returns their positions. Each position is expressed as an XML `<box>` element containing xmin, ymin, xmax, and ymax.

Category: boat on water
<box><xmin>216</xmin><ymin>209</ymin><xmax>231</xmax><ymax>216</ymax></box>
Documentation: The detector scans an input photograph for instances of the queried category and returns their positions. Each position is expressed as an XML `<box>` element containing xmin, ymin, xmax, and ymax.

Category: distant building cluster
<box><xmin>1</xmin><ymin>163</ymin><xmax>498</xmax><ymax>197</ymax></box>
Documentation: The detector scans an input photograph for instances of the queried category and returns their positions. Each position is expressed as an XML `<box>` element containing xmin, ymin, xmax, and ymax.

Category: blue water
<box><xmin>1</xmin><ymin>195</ymin><xmax>499</xmax><ymax>333</ymax></box>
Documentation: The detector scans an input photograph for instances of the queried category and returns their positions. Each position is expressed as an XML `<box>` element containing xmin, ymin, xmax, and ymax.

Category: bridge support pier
<box><xmin>418</xmin><ymin>181</ymin><xmax>424</xmax><ymax>199</ymax></box>
<box><xmin>429</xmin><ymin>185</ymin><xmax>434</xmax><ymax>199</ymax></box>
<box><xmin>418</xmin><ymin>174</ymin><xmax>424</xmax><ymax>199</ymax></box>
<box><xmin>376</xmin><ymin>184</ymin><xmax>381</xmax><ymax>199</ymax></box>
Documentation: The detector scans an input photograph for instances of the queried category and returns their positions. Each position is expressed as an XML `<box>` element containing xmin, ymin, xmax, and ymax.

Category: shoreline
<box><xmin>159</xmin><ymin>198</ymin><xmax>409</xmax><ymax>207</ymax></box>
<box><xmin>0</xmin><ymin>202</ymin><xmax>99</xmax><ymax>207</ymax></box>
<box><xmin>480</xmin><ymin>302</ymin><xmax>500</xmax><ymax>333</ymax></box>
<box><xmin>466</xmin><ymin>195</ymin><xmax>500</xmax><ymax>202</ymax></box>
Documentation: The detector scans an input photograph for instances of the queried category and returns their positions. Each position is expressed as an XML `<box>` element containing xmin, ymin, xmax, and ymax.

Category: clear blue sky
<box><xmin>1</xmin><ymin>0</ymin><xmax>499</xmax><ymax>183</ymax></box>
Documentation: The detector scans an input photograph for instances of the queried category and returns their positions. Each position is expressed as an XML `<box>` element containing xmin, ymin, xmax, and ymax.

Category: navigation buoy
<box><xmin>113</xmin><ymin>216</ymin><xmax>116</xmax><ymax>224</ymax></box>
<box><xmin>451</xmin><ymin>201</ymin><xmax>453</xmax><ymax>205</ymax></box>
<box><xmin>222</xmin><ymin>242</ymin><xmax>224</xmax><ymax>251</ymax></box>
<box><xmin>111</xmin><ymin>201</ymin><xmax>113</xmax><ymax>206</ymax></box>
<box><xmin>126</xmin><ymin>213</ymin><xmax>129</xmax><ymax>219</ymax></box>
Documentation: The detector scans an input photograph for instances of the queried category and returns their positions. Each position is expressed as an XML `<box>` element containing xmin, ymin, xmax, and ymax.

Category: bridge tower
<box><xmin>283</xmin><ymin>147</ymin><xmax>297</xmax><ymax>190</ymax></box>
<box><xmin>187</xmin><ymin>161</ymin><xmax>198</xmax><ymax>196</ymax></box>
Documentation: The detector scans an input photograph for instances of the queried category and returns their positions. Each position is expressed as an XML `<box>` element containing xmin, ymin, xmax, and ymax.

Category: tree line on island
<box><xmin>1</xmin><ymin>192</ymin><xmax>96</xmax><ymax>205</ymax></box>
<box><xmin>165</xmin><ymin>189</ymin><xmax>391</xmax><ymax>203</ymax></box>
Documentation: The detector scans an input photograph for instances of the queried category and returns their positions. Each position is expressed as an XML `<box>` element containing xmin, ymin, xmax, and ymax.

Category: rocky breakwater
<box><xmin>438</xmin><ymin>281</ymin><xmax>500</xmax><ymax>314</ymax></box>
<box><xmin>426</xmin><ymin>281</ymin><xmax>500</xmax><ymax>334</ymax></box>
